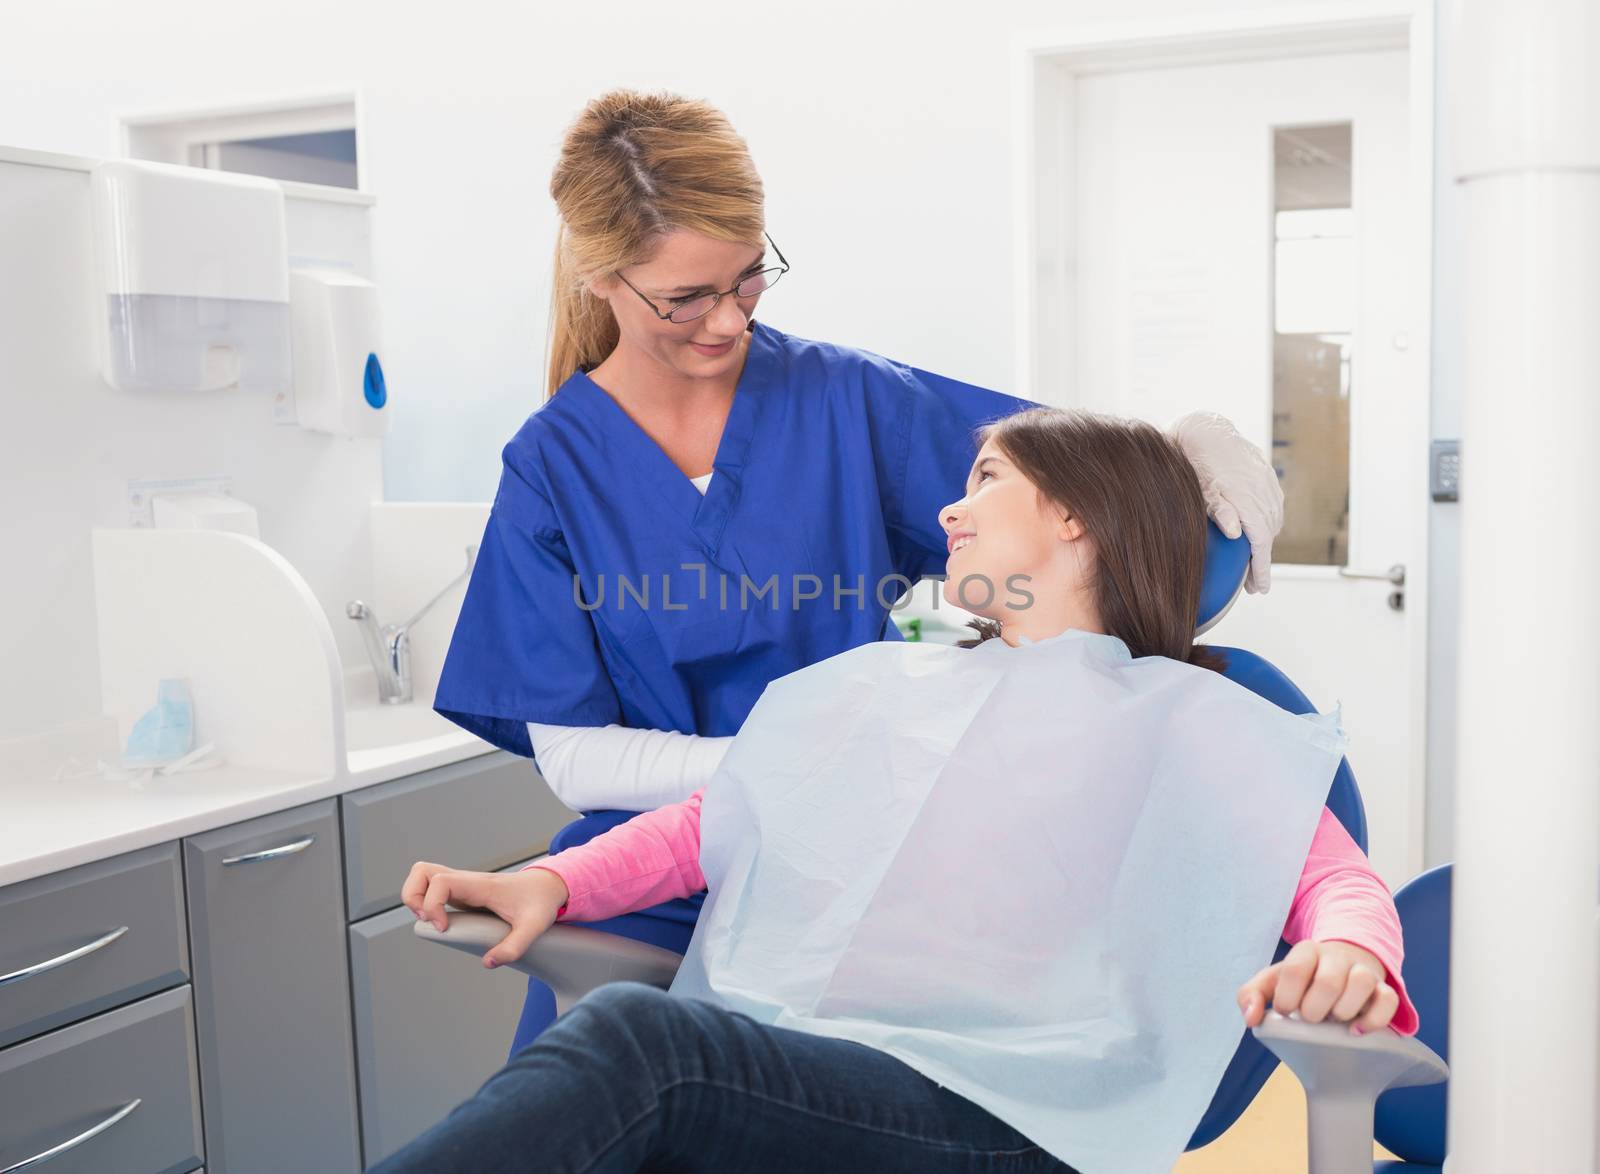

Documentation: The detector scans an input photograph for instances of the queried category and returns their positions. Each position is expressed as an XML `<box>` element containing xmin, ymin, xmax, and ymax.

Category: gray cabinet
<box><xmin>0</xmin><ymin>985</ymin><xmax>203</xmax><ymax>1174</ymax></box>
<box><xmin>341</xmin><ymin>750</ymin><xmax>574</xmax><ymax>920</ymax></box>
<box><xmin>0</xmin><ymin>842</ymin><xmax>188</xmax><ymax>1050</ymax></box>
<box><xmin>183</xmin><ymin>801</ymin><xmax>361</xmax><ymax>1174</ymax></box>
<box><xmin>0</xmin><ymin>749</ymin><xmax>571</xmax><ymax>1173</ymax></box>
<box><xmin>341</xmin><ymin>752</ymin><xmax>574</xmax><ymax>1166</ymax></box>
<box><xmin>347</xmin><ymin>878</ymin><xmax>537</xmax><ymax>1164</ymax></box>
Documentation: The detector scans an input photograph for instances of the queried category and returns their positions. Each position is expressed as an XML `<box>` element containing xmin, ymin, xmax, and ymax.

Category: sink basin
<box><xmin>343</xmin><ymin>696</ymin><xmax>459</xmax><ymax>753</ymax></box>
<box><xmin>340</xmin><ymin>676</ymin><xmax>488</xmax><ymax>780</ymax></box>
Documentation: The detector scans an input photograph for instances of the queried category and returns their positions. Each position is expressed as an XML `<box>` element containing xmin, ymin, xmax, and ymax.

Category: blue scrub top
<box><xmin>434</xmin><ymin>319</ymin><xmax>1034</xmax><ymax>758</ymax></box>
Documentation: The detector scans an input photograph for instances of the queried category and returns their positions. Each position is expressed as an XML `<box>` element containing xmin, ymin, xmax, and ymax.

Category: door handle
<box><xmin>223</xmin><ymin>834</ymin><xmax>316</xmax><ymax>867</ymax></box>
<box><xmin>1338</xmin><ymin>563</ymin><xmax>1405</xmax><ymax>586</ymax></box>
<box><xmin>1339</xmin><ymin>563</ymin><xmax>1406</xmax><ymax>611</ymax></box>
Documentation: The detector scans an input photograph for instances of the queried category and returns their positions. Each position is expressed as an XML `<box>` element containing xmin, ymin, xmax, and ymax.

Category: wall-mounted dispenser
<box><xmin>288</xmin><ymin>268</ymin><xmax>389</xmax><ymax>438</ymax></box>
<box><xmin>90</xmin><ymin>159</ymin><xmax>291</xmax><ymax>394</ymax></box>
<box><xmin>151</xmin><ymin>491</ymin><xmax>261</xmax><ymax>539</ymax></box>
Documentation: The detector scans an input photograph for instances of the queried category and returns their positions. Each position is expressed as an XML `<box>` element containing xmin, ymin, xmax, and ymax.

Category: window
<box><xmin>121</xmin><ymin>95</ymin><xmax>360</xmax><ymax>190</ymax></box>
<box><xmin>1271</xmin><ymin>124</ymin><xmax>1353</xmax><ymax>565</ymax></box>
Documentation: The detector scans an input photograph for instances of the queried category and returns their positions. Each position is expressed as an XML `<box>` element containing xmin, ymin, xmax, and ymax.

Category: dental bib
<box><xmin>669</xmin><ymin>628</ymin><xmax>1346</xmax><ymax>1174</ymax></box>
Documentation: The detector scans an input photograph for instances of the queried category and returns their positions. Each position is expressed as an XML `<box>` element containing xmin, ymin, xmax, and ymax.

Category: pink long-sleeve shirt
<box><xmin>528</xmin><ymin>792</ymin><xmax>1419</xmax><ymax>1036</ymax></box>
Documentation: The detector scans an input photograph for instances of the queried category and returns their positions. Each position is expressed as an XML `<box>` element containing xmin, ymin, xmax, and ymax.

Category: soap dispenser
<box><xmin>287</xmin><ymin>267</ymin><xmax>390</xmax><ymax>438</ymax></box>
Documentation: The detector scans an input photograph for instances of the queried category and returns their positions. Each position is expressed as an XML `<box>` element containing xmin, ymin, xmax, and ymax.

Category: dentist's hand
<box><xmin>402</xmin><ymin>860</ymin><xmax>570</xmax><ymax>970</ymax></box>
<box><xmin>1169</xmin><ymin>411</ymin><xmax>1284</xmax><ymax>595</ymax></box>
<box><xmin>1237</xmin><ymin>939</ymin><xmax>1400</xmax><ymax>1035</ymax></box>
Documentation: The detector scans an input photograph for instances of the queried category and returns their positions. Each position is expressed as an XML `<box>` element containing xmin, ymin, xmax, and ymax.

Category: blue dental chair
<box><xmin>421</xmin><ymin>524</ymin><xmax>1449</xmax><ymax>1172</ymax></box>
<box><xmin>1372</xmin><ymin>864</ymin><xmax>1453</xmax><ymax>1172</ymax></box>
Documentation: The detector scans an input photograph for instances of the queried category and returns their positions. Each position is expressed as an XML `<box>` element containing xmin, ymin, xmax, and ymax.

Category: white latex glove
<box><xmin>1169</xmin><ymin>411</ymin><xmax>1284</xmax><ymax>594</ymax></box>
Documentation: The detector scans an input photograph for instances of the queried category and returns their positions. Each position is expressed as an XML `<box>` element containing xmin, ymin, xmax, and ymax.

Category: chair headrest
<box><xmin>1197</xmin><ymin>521</ymin><xmax>1251</xmax><ymax>636</ymax></box>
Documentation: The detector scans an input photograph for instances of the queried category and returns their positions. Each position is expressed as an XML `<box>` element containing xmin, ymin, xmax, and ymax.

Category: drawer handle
<box><xmin>0</xmin><ymin>926</ymin><xmax>129</xmax><ymax>989</ymax></box>
<box><xmin>223</xmin><ymin>834</ymin><xmax>316</xmax><ymax>867</ymax></box>
<box><xmin>0</xmin><ymin>1098</ymin><xmax>141</xmax><ymax>1173</ymax></box>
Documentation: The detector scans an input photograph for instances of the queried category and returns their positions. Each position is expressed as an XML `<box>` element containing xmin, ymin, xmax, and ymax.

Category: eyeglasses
<box><xmin>616</xmin><ymin>232</ymin><xmax>790</xmax><ymax>324</ymax></box>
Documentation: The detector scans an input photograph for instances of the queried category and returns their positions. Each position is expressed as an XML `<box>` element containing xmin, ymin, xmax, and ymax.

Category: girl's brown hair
<box><xmin>544</xmin><ymin>89</ymin><xmax>766</xmax><ymax>398</ymax></box>
<box><xmin>959</xmin><ymin>408</ymin><xmax>1226</xmax><ymax>673</ymax></box>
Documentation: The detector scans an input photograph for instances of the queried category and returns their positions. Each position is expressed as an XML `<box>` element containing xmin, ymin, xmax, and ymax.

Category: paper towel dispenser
<box><xmin>90</xmin><ymin>159</ymin><xmax>292</xmax><ymax>394</ymax></box>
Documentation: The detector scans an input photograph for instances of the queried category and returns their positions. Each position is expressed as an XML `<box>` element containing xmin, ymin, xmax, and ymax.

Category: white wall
<box><xmin>1423</xmin><ymin>0</ymin><xmax>1464</xmax><ymax>868</ymax></box>
<box><xmin>0</xmin><ymin>156</ymin><xmax>383</xmax><ymax>740</ymax></box>
<box><xmin>2</xmin><ymin>0</ymin><xmax>1463</xmax><ymax>829</ymax></box>
<box><xmin>3</xmin><ymin>0</ymin><xmax>1344</xmax><ymax>503</ymax></box>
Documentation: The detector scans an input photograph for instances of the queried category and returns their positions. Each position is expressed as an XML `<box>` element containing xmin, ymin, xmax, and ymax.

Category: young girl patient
<box><xmin>381</xmin><ymin>408</ymin><xmax>1417</xmax><ymax>1174</ymax></box>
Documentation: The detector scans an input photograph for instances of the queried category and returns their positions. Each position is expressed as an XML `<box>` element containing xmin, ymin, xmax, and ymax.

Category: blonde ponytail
<box><xmin>545</xmin><ymin>227</ymin><xmax>620</xmax><ymax>397</ymax></box>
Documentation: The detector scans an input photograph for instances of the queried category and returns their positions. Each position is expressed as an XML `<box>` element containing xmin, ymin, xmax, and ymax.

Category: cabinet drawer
<box><xmin>0</xmin><ymin>843</ymin><xmax>188</xmax><ymax>1049</ymax></box>
<box><xmin>341</xmin><ymin>750</ymin><xmax>574</xmax><ymax>920</ymax></box>
<box><xmin>0</xmin><ymin>985</ymin><xmax>203</xmax><ymax>1174</ymax></box>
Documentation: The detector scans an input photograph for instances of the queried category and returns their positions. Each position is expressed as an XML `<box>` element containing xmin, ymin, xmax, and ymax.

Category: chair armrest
<box><xmin>414</xmin><ymin>912</ymin><xmax>685</xmax><ymax>1014</ymax></box>
<box><xmin>1251</xmin><ymin>1011</ymin><xmax>1448</xmax><ymax>1174</ymax></box>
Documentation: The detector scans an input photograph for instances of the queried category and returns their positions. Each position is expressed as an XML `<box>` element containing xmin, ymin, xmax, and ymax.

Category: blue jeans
<box><xmin>370</xmin><ymin>982</ymin><xmax>1077</xmax><ymax>1174</ymax></box>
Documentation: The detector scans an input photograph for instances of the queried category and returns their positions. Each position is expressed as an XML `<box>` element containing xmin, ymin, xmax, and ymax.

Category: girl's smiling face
<box><xmin>938</xmin><ymin>436</ymin><xmax>1098</xmax><ymax>640</ymax></box>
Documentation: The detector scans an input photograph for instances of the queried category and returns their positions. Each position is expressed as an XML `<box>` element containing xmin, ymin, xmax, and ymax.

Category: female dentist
<box><xmin>430</xmin><ymin>88</ymin><xmax>1284</xmax><ymax>1051</ymax></box>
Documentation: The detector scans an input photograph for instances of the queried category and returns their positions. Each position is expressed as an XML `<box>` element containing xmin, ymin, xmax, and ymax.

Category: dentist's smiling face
<box><xmin>938</xmin><ymin>436</ymin><xmax>1091</xmax><ymax>620</ymax></box>
<box><xmin>587</xmin><ymin>229</ymin><xmax>766</xmax><ymax>381</ymax></box>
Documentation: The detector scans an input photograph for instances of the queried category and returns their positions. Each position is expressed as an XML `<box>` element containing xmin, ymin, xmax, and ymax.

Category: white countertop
<box><xmin>0</xmin><ymin>704</ymin><xmax>497</xmax><ymax>888</ymax></box>
<box><xmin>2</xmin><ymin>510</ymin><xmax>514</xmax><ymax>889</ymax></box>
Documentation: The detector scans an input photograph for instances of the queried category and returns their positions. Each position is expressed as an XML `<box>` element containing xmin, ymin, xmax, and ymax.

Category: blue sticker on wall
<box><xmin>363</xmin><ymin>353</ymin><xmax>387</xmax><ymax>409</ymax></box>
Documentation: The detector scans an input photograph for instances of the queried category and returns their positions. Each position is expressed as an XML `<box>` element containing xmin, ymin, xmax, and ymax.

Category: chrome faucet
<box><xmin>346</xmin><ymin>545</ymin><xmax>478</xmax><ymax>705</ymax></box>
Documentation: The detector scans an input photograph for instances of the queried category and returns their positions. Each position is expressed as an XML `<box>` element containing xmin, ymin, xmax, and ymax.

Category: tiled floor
<box><xmin>1173</xmin><ymin>1065</ymin><xmax>1399</xmax><ymax>1172</ymax></box>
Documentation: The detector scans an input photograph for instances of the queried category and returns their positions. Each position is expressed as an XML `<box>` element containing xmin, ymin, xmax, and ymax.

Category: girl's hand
<box><xmin>1237</xmin><ymin>939</ymin><xmax>1399</xmax><ymax>1035</ymax></box>
<box><xmin>401</xmin><ymin>860</ymin><xmax>570</xmax><ymax>969</ymax></box>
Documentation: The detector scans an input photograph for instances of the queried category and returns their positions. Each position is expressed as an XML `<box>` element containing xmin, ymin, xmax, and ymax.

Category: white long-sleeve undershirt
<box><xmin>526</xmin><ymin>722</ymin><xmax>735</xmax><ymax>811</ymax></box>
